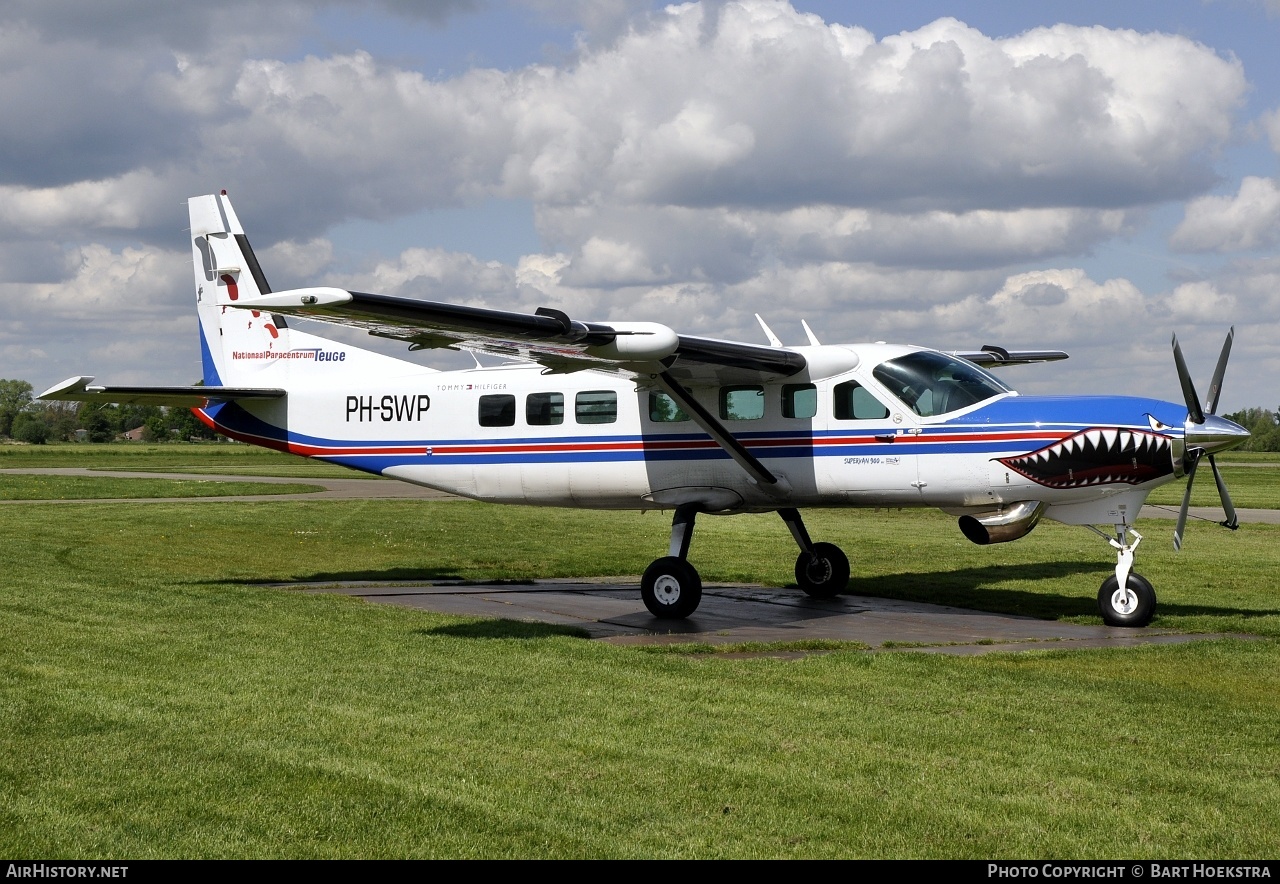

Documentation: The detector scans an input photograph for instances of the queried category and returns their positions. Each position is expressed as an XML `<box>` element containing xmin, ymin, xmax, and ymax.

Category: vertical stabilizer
<box><xmin>189</xmin><ymin>191</ymin><xmax>431</xmax><ymax>393</ymax></box>
<box><xmin>191</xmin><ymin>192</ymin><xmax>287</xmax><ymax>386</ymax></box>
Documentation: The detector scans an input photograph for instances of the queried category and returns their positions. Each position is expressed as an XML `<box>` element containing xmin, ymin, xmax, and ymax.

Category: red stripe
<box><xmin>191</xmin><ymin>413</ymin><xmax>1077</xmax><ymax>461</ymax></box>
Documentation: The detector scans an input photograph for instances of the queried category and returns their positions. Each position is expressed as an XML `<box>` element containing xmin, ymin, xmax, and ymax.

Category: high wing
<box><xmin>39</xmin><ymin>376</ymin><xmax>286</xmax><ymax>408</ymax></box>
<box><xmin>950</xmin><ymin>345</ymin><xmax>1069</xmax><ymax>367</ymax></box>
<box><xmin>227</xmin><ymin>287</ymin><xmax>1066</xmax><ymax>491</ymax></box>
<box><xmin>241</xmin><ymin>287</ymin><xmax>804</xmax><ymax>384</ymax></box>
<box><xmin>224</xmin><ymin>286</ymin><xmax>1063</xmax><ymax>381</ymax></box>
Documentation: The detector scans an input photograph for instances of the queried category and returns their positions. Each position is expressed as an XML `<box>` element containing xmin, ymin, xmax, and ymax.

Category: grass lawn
<box><xmin>0</xmin><ymin>442</ymin><xmax>379</xmax><ymax>479</ymax></box>
<box><xmin>2</xmin><ymin>486</ymin><xmax>1279</xmax><ymax>858</ymax></box>
<box><xmin>0</xmin><ymin>475</ymin><xmax>322</xmax><ymax>500</ymax></box>
<box><xmin>1145</xmin><ymin>460</ymin><xmax>1280</xmax><ymax>510</ymax></box>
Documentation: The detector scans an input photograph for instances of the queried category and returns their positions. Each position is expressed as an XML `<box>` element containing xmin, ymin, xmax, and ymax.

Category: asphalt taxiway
<box><xmin>283</xmin><ymin>578</ymin><xmax>1246</xmax><ymax>655</ymax></box>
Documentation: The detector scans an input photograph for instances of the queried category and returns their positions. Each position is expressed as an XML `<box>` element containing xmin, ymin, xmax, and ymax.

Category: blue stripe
<box><xmin>205</xmin><ymin>395</ymin><xmax>1189</xmax><ymax>471</ymax></box>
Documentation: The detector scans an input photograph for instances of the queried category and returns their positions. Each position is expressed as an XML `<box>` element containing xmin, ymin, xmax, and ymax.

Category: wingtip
<box><xmin>38</xmin><ymin>375</ymin><xmax>94</xmax><ymax>400</ymax></box>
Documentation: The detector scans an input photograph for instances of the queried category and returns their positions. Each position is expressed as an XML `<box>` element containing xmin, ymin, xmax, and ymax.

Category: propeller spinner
<box><xmin>1170</xmin><ymin>327</ymin><xmax>1251</xmax><ymax>550</ymax></box>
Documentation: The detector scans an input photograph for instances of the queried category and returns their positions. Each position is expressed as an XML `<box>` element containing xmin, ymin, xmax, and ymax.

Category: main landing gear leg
<box><xmin>641</xmin><ymin>505</ymin><xmax>703</xmax><ymax>619</ymax></box>
<box><xmin>1087</xmin><ymin>522</ymin><xmax>1157</xmax><ymax>627</ymax></box>
<box><xmin>779</xmin><ymin>508</ymin><xmax>850</xmax><ymax>599</ymax></box>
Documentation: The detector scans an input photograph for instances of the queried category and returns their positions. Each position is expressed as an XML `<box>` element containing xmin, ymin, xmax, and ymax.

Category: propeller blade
<box><xmin>1172</xmin><ymin>333</ymin><xmax>1205</xmax><ymax>425</ymax></box>
<box><xmin>1204</xmin><ymin>327</ymin><xmax>1234</xmax><ymax>416</ymax></box>
<box><xmin>1208</xmin><ymin>454</ymin><xmax>1240</xmax><ymax>530</ymax></box>
<box><xmin>1173</xmin><ymin>456</ymin><xmax>1199</xmax><ymax>552</ymax></box>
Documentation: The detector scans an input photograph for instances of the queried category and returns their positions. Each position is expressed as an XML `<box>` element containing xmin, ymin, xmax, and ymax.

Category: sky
<box><xmin>3</xmin><ymin>0</ymin><xmax>1279</xmax><ymax>413</ymax></box>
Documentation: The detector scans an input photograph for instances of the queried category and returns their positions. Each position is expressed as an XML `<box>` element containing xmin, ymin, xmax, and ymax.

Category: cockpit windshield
<box><xmin>871</xmin><ymin>351</ymin><xmax>1010</xmax><ymax>417</ymax></box>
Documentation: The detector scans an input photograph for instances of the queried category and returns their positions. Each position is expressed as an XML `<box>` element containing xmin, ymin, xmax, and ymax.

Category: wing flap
<box><xmin>39</xmin><ymin>376</ymin><xmax>286</xmax><ymax>408</ymax></box>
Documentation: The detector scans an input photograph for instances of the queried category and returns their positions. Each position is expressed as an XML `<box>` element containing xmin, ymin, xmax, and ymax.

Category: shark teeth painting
<box><xmin>998</xmin><ymin>428</ymin><xmax>1175</xmax><ymax>489</ymax></box>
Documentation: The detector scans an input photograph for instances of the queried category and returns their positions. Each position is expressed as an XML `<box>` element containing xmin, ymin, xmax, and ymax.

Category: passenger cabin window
<box><xmin>833</xmin><ymin>381</ymin><xmax>890</xmax><ymax>421</ymax></box>
<box><xmin>782</xmin><ymin>384</ymin><xmax>817</xmax><ymax>419</ymax></box>
<box><xmin>526</xmin><ymin>392</ymin><xmax>564</xmax><ymax>426</ymax></box>
<box><xmin>720</xmin><ymin>385</ymin><xmax>765</xmax><ymax>420</ymax></box>
<box><xmin>648</xmin><ymin>392</ymin><xmax>689</xmax><ymax>422</ymax></box>
<box><xmin>575</xmin><ymin>390</ymin><xmax>617</xmax><ymax>424</ymax></box>
<box><xmin>872</xmin><ymin>351</ymin><xmax>1009</xmax><ymax>417</ymax></box>
<box><xmin>478</xmin><ymin>394</ymin><xmax>516</xmax><ymax>427</ymax></box>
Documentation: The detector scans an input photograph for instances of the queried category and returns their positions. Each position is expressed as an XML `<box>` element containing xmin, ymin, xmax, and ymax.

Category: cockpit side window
<box><xmin>871</xmin><ymin>352</ymin><xmax>1008</xmax><ymax>417</ymax></box>
<box><xmin>833</xmin><ymin>381</ymin><xmax>889</xmax><ymax>421</ymax></box>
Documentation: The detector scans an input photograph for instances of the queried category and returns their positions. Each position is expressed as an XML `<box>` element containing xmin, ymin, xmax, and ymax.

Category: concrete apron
<box><xmin>281</xmin><ymin>579</ymin><xmax>1248</xmax><ymax>656</ymax></box>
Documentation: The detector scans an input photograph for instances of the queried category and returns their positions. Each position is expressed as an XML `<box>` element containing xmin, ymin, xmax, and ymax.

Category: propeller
<box><xmin>1170</xmin><ymin>327</ymin><xmax>1248</xmax><ymax>550</ymax></box>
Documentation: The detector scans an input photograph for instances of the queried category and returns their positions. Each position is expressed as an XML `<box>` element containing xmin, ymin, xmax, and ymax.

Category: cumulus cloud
<box><xmin>515</xmin><ymin>0</ymin><xmax>649</xmax><ymax>39</ymax></box>
<box><xmin>1171</xmin><ymin>176</ymin><xmax>1280</xmax><ymax>252</ymax></box>
<box><xmin>329</xmin><ymin>246</ymin><xmax>521</xmax><ymax>305</ymax></box>
<box><xmin>1262</xmin><ymin>107</ymin><xmax>1280</xmax><ymax>154</ymax></box>
<box><xmin>0</xmin><ymin>173</ymin><xmax>176</xmax><ymax>237</ymax></box>
<box><xmin>131</xmin><ymin>0</ymin><xmax>1237</xmax><ymax>294</ymax></box>
<box><xmin>699</xmin><ymin>205</ymin><xmax>1127</xmax><ymax>271</ymax></box>
<box><xmin>0</xmin><ymin>26</ymin><xmax>190</xmax><ymax>188</ymax></box>
<box><xmin>3</xmin><ymin>3</ymin><xmax>1248</xmax><ymax>237</ymax></box>
<box><xmin>0</xmin><ymin>1</ymin><xmax>473</xmax><ymax>49</ymax></box>
<box><xmin>3</xmin><ymin>244</ymin><xmax>188</xmax><ymax>319</ymax></box>
<box><xmin>930</xmin><ymin>269</ymin><xmax>1147</xmax><ymax>343</ymax></box>
<box><xmin>0</xmin><ymin>0</ymin><xmax>1271</xmax><ymax>407</ymax></box>
<box><xmin>1166</xmin><ymin>280</ymin><xmax>1238</xmax><ymax>322</ymax></box>
<box><xmin>497</xmin><ymin>7</ymin><xmax>1243</xmax><ymax>212</ymax></box>
<box><xmin>0</xmin><ymin>242</ymin><xmax>196</xmax><ymax>385</ymax></box>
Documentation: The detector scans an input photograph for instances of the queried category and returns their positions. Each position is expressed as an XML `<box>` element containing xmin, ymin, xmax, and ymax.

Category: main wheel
<box><xmin>641</xmin><ymin>556</ymin><xmax>703</xmax><ymax>619</ymax></box>
<box><xmin>794</xmin><ymin>542</ymin><xmax>850</xmax><ymax>599</ymax></box>
<box><xmin>1097</xmin><ymin>572</ymin><xmax>1157</xmax><ymax>627</ymax></box>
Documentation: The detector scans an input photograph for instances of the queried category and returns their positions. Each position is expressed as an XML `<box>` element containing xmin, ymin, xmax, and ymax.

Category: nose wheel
<box><xmin>1098</xmin><ymin>572</ymin><xmax>1156</xmax><ymax>627</ymax></box>
<box><xmin>1088</xmin><ymin>523</ymin><xmax>1157</xmax><ymax>627</ymax></box>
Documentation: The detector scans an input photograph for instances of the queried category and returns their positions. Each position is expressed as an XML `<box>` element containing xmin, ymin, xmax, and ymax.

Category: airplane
<box><xmin>41</xmin><ymin>191</ymin><xmax>1251</xmax><ymax>627</ymax></box>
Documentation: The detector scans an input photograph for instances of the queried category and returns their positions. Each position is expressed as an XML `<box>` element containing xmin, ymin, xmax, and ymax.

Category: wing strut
<box><xmin>654</xmin><ymin>371</ymin><xmax>778</xmax><ymax>487</ymax></box>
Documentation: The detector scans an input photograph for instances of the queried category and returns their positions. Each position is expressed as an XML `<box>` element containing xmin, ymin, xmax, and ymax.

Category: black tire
<box><xmin>641</xmin><ymin>556</ymin><xmax>703</xmax><ymax>619</ymax></box>
<box><xmin>1097</xmin><ymin>572</ymin><xmax>1157</xmax><ymax>627</ymax></box>
<box><xmin>794</xmin><ymin>542</ymin><xmax>850</xmax><ymax>599</ymax></box>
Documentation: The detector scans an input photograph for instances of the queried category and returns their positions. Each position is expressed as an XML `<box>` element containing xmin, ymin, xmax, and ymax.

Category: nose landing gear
<box><xmin>1087</xmin><ymin>523</ymin><xmax>1156</xmax><ymax>627</ymax></box>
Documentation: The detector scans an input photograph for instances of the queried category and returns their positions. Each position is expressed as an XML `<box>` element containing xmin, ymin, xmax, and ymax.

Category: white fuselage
<box><xmin>201</xmin><ymin>334</ymin><xmax>1189</xmax><ymax>525</ymax></box>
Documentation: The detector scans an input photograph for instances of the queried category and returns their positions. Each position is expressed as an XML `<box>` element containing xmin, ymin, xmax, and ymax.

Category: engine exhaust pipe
<box><xmin>958</xmin><ymin>500</ymin><xmax>1046</xmax><ymax>545</ymax></box>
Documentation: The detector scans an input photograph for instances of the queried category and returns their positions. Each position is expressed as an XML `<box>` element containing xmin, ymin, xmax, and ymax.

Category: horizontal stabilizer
<box><xmin>39</xmin><ymin>376</ymin><xmax>286</xmax><ymax>408</ymax></box>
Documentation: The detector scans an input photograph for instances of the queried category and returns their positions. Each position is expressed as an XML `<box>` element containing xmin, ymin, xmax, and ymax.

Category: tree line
<box><xmin>0</xmin><ymin>379</ymin><xmax>215</xmax><ymax>444</ymax></box>
<box><xmin>1</xmin><ymin>375</ymin><xmax>1279</xmax><ymax>449</ymax></box>
<box><xmin>1219</xmin><ymin>407</ymin><xmax>1280</xmax><ymax>452</ymax></box>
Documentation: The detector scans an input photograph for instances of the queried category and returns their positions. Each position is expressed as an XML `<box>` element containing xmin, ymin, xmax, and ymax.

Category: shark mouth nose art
<box><xmin>998</xmin><ymin>428</ymin><xmax>1174</xmax><ymax>489</ymax></box>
